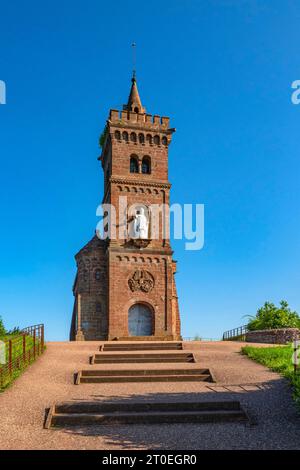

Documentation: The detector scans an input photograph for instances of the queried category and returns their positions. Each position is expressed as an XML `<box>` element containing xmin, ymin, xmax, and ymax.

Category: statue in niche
<box><xmin>133</xmin><ymin>207</ymin><xmax>149</xmax><ymax>239</ymax></box>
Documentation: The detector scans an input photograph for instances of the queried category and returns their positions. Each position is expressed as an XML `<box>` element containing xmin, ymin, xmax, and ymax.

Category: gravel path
<box><xmin>0</xmin><ymin>341</ymin><xmax>299</xmax><ymax>450</ymax></box>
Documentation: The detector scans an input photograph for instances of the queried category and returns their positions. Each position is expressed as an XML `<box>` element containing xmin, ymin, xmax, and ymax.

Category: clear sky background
<box><xmin>0</xmin><ymin>0</ymin><xmax>299</xmax><ymax>341</ymax></box>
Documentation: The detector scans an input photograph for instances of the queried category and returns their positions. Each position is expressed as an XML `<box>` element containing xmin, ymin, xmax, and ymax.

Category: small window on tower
<box><xmin>122</xmin><ymin>131</ymin><xmax>128</xmax><ymax>142</ymax></box>
<box><xmin>154</xmin><ymin>135</ymin><xmax>160</xmax><ymax>145</ymax></box>
<box><xmin>130</xmin><ymin>132</ymin><xmax>137</xmax><ymax>143</ymax></box>
<box><xmin>139</xmin><ymin>133</ymin><xmax>145</xmax><ymax>144</ymax></box>
<box><xmin>162</xmin><ymin>136</ymin><xmax>168</xmax><ymax>146</ymax></box>
<box><xmin>115</xmin><ymin>130</ymin><xmax>121</xmax><ymax>140</ymax></box>
<box><xmin>142</xmin><ymin>156</ymin><xmax>151</xmax><ymax>174</ymax></box>
<box><xmin>130</xmin><ymin>156</ymin><xmax>139</xmax><ymax>173</ymax></box>
<box><xmin>95</xmin><ymin>270</ymin><xmax>101</xmax><ymax>281</ymax></box>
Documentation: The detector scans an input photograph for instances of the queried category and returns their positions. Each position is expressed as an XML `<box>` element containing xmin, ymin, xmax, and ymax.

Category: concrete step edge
<box><xmin>79</xmin><ymin>375</ymin><xmax>212</xmax><ymax>383</ymax></box>
<box><xmin>55</xmin><ymin>401</ymin><xmax>241</xmax><ymax>413</ymax></box>
<box><xmin>49</xmin><ymin>409</ymin><xmax>248</xmax><ymax>427</ymax></box>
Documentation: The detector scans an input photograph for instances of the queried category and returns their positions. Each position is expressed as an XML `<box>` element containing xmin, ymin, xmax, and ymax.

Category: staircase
<box><xmin>100</xmin><ymin>342</ymin><xmax>183</xmax><ymax>352</ymax></box>
<box><xmin>90</xmin><ymin>352</ymin><xmax>195</xmax><ymax>364</ymax></box>
<box><xmin>76</xmin><ymin>367</ymin><xmax>212</xmax><ymax>384</ymax></box>
<box><xmin>45</xmin><ymin>400</ymin><xmax>248</xmax><ymax>428</ymax></box>
<box><xmin>45</xmin><ymin>341</ymin><xmax>249</xmax><ymax>428</ymax></box>
<box><xmin>78</xmin><ymin>341</ymin><xmax>212</xmax><ymax>383</ymax></box>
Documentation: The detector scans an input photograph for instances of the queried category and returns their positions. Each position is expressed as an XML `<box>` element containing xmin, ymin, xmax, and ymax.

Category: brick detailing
<box><xmin>70</xmin><ymin>76</ymin><xmax>181</xmax><ymax>341</ymax></box>
<box><xmin>70</xmin><ymin>237</ymin><xmax>108</xmax><ymax>341</ymax></box>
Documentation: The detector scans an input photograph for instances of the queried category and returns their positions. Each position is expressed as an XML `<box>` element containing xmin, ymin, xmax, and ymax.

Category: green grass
<box><xmin>0</xmin><ymin>334</ymin><xmax>18</xmax><ymax>341</ymax></box>
<box><xmin>242</xmin><ymin>345</ymin><xmax>300</xmax><ymax>408</ymax></box>
<box><xmin>0</xmin><ymin>335</ymin><xmax>44</xmax><ymax>391</ymax></box>
<box><xmin>1</xmin><ymin>335</ymin><xmax>35</xmax><ymax>359</ymax></box>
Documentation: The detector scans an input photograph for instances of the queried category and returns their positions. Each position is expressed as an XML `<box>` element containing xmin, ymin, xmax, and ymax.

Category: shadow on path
<box><xmin>58</xmin><ymin>378</ymin><xmax>300</xmax><ymax>450</ymax></box>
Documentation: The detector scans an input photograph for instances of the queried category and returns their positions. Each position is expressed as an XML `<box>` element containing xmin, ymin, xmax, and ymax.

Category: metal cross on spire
<box><xmin>132</xmin><ymin>42</ymin><xmax>136</xmax><ymax>80</ymax></box>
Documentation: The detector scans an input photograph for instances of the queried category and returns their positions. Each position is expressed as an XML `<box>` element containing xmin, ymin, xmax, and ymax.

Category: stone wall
<box><xmin>245</xmin><ymin>328</ymin><xmax>300</xmax><ymax>344</ymax></box>
<box><xmin>107</xmin><ymin>250</ymin><xmax>180</xmax><ymax>340</ymax></box>
<box><xmin>70</xmin><ymin>235</ymin><xmax>108</xmax><ymax>341</ymax></box>
<box><xmin>71</xmin><ymin>78</ymin><xmax>181</xmax><ymax>341</ymax></box>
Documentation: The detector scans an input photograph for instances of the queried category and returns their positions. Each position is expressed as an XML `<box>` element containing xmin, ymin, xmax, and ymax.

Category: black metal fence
<box><xmin>222</xmin><ymin>325</ymin><xmax>248</xmax><ymax>341</ymax></box>
<box><xmin>0</xmin><ymin>324</ymin><xmax>45</xmax><ymax>390</ymax></box>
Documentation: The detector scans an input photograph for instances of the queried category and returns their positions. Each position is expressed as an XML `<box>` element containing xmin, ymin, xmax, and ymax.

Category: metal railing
<box><xmin>182</xmin><ymin>337</ymin><xmax>218</xmax><ymax>342</ymax></box>
<box><xmin>222</xmin><ymin>325</ymin><xmax>248</xmax><ymax>341</ymax></box>
<box><xmin>0</xmin><ymin>324</ymin><xmax>45</xmax><ymax>390</ymax></box>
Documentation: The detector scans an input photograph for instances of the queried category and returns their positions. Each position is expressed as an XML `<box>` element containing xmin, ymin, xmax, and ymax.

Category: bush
<box><xmin>99</xmin><ymin>125</ymin><xmax>108</xmax><ymax>148</ymax></box>
<box><xmin>247</xmin><ymin>300</ymin><xmax>300</xmax><ymax>331</ymax></box>
<box><xmin>193</xmin><ymin>334</ymin><xmax>202</xmax><ymax>341</ymax></box>
<box><xmin>6</xmin><ymin>326</ymin><xmax>20</xmax><ymax>336</ymax></box>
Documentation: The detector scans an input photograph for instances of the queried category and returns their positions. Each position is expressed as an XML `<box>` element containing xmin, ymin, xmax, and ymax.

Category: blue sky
<box><xmin>0</xmin><ymin>0</ymin><xmax>300</xmax><ymax>340</ymax></box>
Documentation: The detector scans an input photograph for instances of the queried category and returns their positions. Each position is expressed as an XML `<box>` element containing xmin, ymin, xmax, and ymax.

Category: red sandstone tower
<box><xmin>70</xmin><ymin>75</ymin><xmax>181</xmax><ymax>341</ymax></box>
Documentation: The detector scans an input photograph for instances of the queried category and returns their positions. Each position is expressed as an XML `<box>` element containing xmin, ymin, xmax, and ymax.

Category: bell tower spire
<box><xmin>123</xmin><ymin>74</ymin><xmax>146</xmax><ymax>114</ymax></box>
<box><xmin>70</xmin><ymin>60</ymin><xmax>181</xmax><ymax>342</ymax></box>
<box><xmin>123</xmin><ymin>42</ymin><xmax>146</xmax><ymax>114</ymax></box>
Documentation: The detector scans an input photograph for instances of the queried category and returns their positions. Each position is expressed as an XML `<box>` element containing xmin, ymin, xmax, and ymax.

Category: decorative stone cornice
<box><xmin>108</xmin><ymin>245</ymin><xmax>174</xmax><ymax>256</ymax></box>
<box><xmin>110</xmin><ymin>177</ymin><xmax>171</xmax><ymax>189</ymax></box>
<box><xmin>108</xmin><ymin>120</ymin><xmax>175</xmax><ymax>135</ymax></box>
<box><xmin>102</xmin><ymin>178</ymin><xmax>171</xmax><ymax>203</ymax></box>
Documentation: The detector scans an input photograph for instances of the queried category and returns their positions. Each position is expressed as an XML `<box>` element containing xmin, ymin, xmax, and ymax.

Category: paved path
<box><xmin>0</xmin><ymin>341</ymin><xmax>299</xmax><ymax>449</ymax></box>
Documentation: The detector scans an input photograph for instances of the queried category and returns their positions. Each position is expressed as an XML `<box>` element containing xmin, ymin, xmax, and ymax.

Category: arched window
<box><xmin>122</xmin><ymin>131</ymin><xmax>128</xmax><ymax>142</ymax></box>
<box><xmin>130</xmin><ymin>156</ymin><xmax>139</xmax><ymax>173</ymax></box>
<box><xmin>154</xmin><ymin>135</ymin><xmax>160</xmax><ymax>145</ymax></box>
<box><xmin>142</xmin><ymin>156</ymin><xmax>151</xmax><ymax>174</ymax></box>
<box><xmin>95</xmin><ymin>269</ymin><xmax>101</xmax><ymax>281</ymax></box>
<box><xmin>134</xmin><ymin>107</ymin><xmax>139</xmax><ymax>113</ymax></box>
<box><xmin>115</xmin><ymin>130</ymin><xmax>121</xmax><ymax>140</ymax></box>
<box><xmin>139</xmin><ymin>133</ymin><xmax>145</xmax><ymax>144</ymax></box>
<box><xmin>146</xmin><ymin>134</ymin><xmax>152</xmax><ymax>145</ymax></box>
<box><xmin>162</xmin><ymin>136</ymin><xmax>168</xmax><ymax>146</ymax></box>
<box><xmin>130</xmin><ymin>132</ymin><xmax>137</xmax><ymax>143</ymax></box>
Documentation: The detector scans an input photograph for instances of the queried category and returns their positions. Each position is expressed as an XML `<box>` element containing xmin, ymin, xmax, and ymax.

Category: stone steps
<box><xmin>100</xmin><ymin>342</ymin><xmax>183</xmax><ymax>352</ymax></box>
<box><xmin>75</xmin><ymin>368</ymin><xmax>213</xmax><ymax>384</ymax></box>
<box><xmin>45</xmin><ymin>400</ymin><xmax>248</xmax><ymax>428</ymax></box>
<box><xmin>114</xmin><ymin>336</ymin><xmax>177</xmax><ymax>342</ymax></box>
<box><xmin>44</xmin><ymin>341</ymin><xmax>226</xmax><ymax>432</ymax></box>
<box><xmin>90</xmin><ymin>352</ymin><xmax>195</xmax><ymax>364</ymax></box>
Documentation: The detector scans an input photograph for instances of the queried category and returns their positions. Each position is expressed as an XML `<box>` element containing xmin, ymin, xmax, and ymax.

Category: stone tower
<box><xmin>70</xmin><ymin>75</ymin><xmax>181</xmax><ymax>341</ymax></box>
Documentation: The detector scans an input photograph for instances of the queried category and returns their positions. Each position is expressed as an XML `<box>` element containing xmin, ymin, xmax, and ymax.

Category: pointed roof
<box><xmin>75</xmin><ymin>234</ymin><xmax>106</xmax><ymax>259</ymax></box>
<box><xmin>123</xmin><ymin>73</ymin><xmax>146</xmax><ymax>114</ymax></box>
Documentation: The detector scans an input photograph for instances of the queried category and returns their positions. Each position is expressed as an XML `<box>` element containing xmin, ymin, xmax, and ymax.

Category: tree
<box><xmin>0</xmin><ymin>316</ymin><xmax>6</xmax><ymax>337</ymax></box>
<box><xmin>6</xmin><ymin>326</ymin><xmax>20</xmax><ymax>335</ymax></box>
<box><xmin>193</xmin><ymin>334</ymin><xmax>202</xmax><ymax>341</ymax></box>
<box><xmin>247</xmin><ymin>300</ymin><xmax>300</xmax><ymax>331</ymax></box>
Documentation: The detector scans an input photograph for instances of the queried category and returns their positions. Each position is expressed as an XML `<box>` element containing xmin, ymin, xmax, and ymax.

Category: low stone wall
<box><xmin>245</xmin><ymin>328</ymin><xmax>300</xmax><ymax>344</ymax></box>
